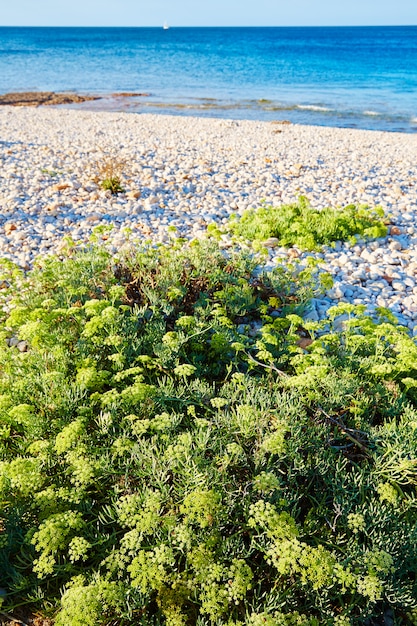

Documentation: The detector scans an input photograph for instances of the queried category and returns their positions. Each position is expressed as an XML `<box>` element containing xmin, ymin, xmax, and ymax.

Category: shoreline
<box><xmin>0</xmin><ymin>106</ymin><xmax>417</xmax><ymax>330</ymax></box>
<box><xmin>1</xmin><ymin>91</ymin><xmax>416</xmax><ymax>134</ymax></box>
<box><xmin>40</xmin><ymin>97</ymin><xmax>417</xmax><ymax>135</ymax></box>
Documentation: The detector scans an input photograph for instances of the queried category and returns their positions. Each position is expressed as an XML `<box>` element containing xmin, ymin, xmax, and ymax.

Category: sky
<box><xmin>1</xmin><ymin>0</ymin><xmax>416</xmax><ymax>27</ymax></box>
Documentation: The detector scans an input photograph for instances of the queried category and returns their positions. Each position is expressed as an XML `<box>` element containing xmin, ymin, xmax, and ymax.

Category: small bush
<box><xmin>226</xmin><ymin>197</ymin><xmax>388</xmax><ymax>250</ymax></box>
<box><xmin>100</xmin><ymin>176</ymin><xmax>124</xmax><ymax>194</ymax></box>
<box><xmin>94</xmin><ymin>154</ymin><xmax>127</xmax><ymax>194</ymax></box>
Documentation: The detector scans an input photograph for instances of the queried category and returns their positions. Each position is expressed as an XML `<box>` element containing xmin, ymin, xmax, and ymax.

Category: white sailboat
<box><xmin>163</xmin><ymin>21</ymin><xmax>169</xmax><ymax>30</ymax></box>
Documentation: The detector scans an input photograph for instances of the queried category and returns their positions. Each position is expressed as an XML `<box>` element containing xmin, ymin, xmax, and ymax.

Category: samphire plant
<box><xmin>0</xmin><ymin>239</ymin><xmax>416</xmax><ymax>626</ymax></box>
<box><xmin>219</xmin><ymin>197</ymin><xmax>388</xmax><ymax>251</ymax></box>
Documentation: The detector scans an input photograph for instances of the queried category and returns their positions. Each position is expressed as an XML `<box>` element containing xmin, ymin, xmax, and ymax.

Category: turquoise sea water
<box><xmin>1</xmin><ymin>26</ymin><xmax>416</xmax><ymax>132</ymax></box>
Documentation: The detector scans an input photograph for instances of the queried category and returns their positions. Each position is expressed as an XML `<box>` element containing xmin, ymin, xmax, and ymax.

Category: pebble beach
<box><xmin>1</xmin><ymin>106</ymin><xmax>417</xmax><ymax>330</ymax></box>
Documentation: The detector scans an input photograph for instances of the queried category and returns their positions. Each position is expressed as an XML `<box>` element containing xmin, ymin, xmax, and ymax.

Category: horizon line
<box><xmin>1</xmin><ymin>23</ymin><xmax>417</xmax><ymax>28</ymax></box>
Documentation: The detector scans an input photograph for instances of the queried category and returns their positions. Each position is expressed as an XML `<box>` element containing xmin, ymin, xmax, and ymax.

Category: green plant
<box><xmin>94</xmin><ymin>154</ymin><xmax>127</xmax><ymax>194</ymax></box>
<box><xmin>224</xmin><ymin>197</ymin><xmax>387</xmax><ymax>250</ymax></box>
<box><xmin>0</xmin><ymin>241</ymin><xmax>416</xmax><ymax>626</ymax></box>
<box><xmin>40</xmin><ymin>168</ymin><xmax>60</xmax><ymax>177</ymax></box>
<box><xmin>101</xmin><ymin>177</ymin><xmax>124</xmax><ymax>194</ymax></box>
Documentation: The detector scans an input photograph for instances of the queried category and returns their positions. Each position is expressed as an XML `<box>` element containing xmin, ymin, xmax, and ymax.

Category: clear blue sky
<box><xmin>2</xmin><ymin>0</ymin><xmax>416</xmax><ymax>27</ymax></box>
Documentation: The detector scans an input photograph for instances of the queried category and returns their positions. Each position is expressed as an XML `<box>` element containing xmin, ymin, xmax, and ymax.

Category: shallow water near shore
<box><xmin>1</xmin><ymin>26</ymin><xmax>417</xmax><ymax>132</ymax></box>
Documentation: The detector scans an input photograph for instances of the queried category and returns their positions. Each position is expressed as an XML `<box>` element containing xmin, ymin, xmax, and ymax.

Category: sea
<box><xmin>1</xmin><ymin>26</ymin><xmax>417</xmax><ymax>133</ymax></box>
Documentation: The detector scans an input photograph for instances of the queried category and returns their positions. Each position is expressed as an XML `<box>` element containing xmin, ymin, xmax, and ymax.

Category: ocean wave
<box><xmin>296</xmin><ymin>104</ymin><xmax>333</xmax><ymax>112</ymax></box>
<box><xmin>411</xmin><ymin>117</ymin><xmax>417</xmax><ymax>125</ymax></box>
<box><xmin>363</xmin><ymin>110</ymin><xmax>381</xmax><ymax>116</ymax></box>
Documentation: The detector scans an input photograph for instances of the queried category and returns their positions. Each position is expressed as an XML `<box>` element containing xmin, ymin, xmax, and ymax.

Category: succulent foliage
<box><xmin>0</xmin><ymin>239</ymin><xmax>416</xmax><ymax>625</ymax></box>
<box><xmin>224</xmin><ymin>198</ymin><xmax>388</xmax><ymax>250</ymax></box>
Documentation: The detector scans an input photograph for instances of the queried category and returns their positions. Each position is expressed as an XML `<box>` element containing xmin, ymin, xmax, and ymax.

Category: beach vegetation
<box><xmin>224</xmin><ymin>197</ymin><xmax>388</xmax><ymax>250</ymax></box>
<box><xmin>93</xmin><ymin>154</ymin><xmax>127</xmax><ymax>194</ymax></box>
<box><xmin>40</xmin><ymin>168</ymin><xmax>60</xmax><ymax>178</ymax></box>
<box><xmin>0</xmin><ymin>239</ymin><xmax>416</xmax><ymax>625</ymax></box>
<box><xmin>100</xmin><ymin>176</ymin><xmax>124</xmax><ymax>194</ymax></box>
